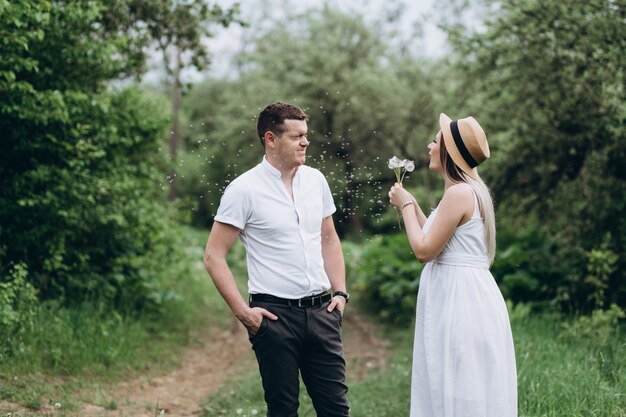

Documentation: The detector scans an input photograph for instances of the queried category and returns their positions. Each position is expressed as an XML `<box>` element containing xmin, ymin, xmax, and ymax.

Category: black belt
<box><xmin>250</xmin><ymin>291</ymin><xmax>332</xmax><ymax>307</ymax></box>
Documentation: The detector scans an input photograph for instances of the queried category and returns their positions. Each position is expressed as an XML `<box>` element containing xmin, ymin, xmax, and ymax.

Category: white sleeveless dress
<box><xmin>410</xmin><ymin>193</ymin><xmax>517</xmax><ymax>417</ymax></box>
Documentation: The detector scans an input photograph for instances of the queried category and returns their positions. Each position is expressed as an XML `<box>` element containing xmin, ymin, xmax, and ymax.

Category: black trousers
<box><xmin>248</xmin><ymin>299</ymin><xmax>350</xmax><ymax>417</ymax></box>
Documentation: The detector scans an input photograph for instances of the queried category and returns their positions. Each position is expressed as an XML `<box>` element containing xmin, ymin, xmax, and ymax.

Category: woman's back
<box><xmin>424</xmin><ymin>187</ymin><xmax>488</xmax><ymax>262</ymax></box>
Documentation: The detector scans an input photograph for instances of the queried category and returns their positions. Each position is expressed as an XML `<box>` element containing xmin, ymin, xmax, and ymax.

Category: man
<box><xmin>204</xmin><ymin>102</ymin><xmax>350</xmax><ymax>417</ymax></box>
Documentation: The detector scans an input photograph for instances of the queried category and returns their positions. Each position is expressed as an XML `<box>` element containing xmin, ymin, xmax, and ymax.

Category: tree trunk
<box><xmin>167</xmin><ymin>48</ymin><xmax>182</xmax><ymax>201</ymax></box>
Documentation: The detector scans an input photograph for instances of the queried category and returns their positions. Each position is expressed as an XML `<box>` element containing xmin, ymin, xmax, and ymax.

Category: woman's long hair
<box><xmin>440</xmin><ymin>138</ymin><xmax>496</xmax><ymax>265</ymax></box>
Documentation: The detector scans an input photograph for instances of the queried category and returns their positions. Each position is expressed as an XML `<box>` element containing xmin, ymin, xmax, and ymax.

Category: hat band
<box><xmin>450</xmin><ymin>120</ymin><xmax>478</xmax><ymax>168</ymax></box>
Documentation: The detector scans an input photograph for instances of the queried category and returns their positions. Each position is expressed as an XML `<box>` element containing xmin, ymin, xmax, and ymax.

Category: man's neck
<box><xmin>266</xmin><ymin>155</ymin><xmax>298</xmax><ymax>180</ymax></box>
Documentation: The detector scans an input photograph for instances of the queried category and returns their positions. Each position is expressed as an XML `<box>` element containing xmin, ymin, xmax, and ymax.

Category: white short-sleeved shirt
<box><xmin>214</xmin><ymin>156</ymin><xmax>336</xmax><ymax>299</ymax></box>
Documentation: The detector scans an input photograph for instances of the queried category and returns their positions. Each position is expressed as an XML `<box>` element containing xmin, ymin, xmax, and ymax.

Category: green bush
<box><xmin>492</xmin><ymin>218</ymin><xmax>562</xmax><ymax>305</ymax></box>
<box><xmin>505</xmin><ymin>300</ymin><xmax>532</xmax><ymax>323</ymax></box>
<box><xmin>0</xmin><ymin>0</ymin><xmax>184</xmax><ymax>311</ymax></box>
<box><xmin>558</xmin><ymin>304</ymin><xmax>625</xmax><ymax>348</ymax></box>
<box><xmin>584</xmin><ymin>235</ymin><xmax>618</xmax><ymax>309</ymax></box>
<box><xmin>447</xmin><ymin>0</ymin><xmax>626</xmax><ymax>312</ymax></box>
<box><xmin>0</xmin><ymin>263</ymin><xmax>38</xmax><ymax>357</ymax></box>
<box><xmin>352</xmin><ymin>216</ymin><xmax>606</xmax><ymax>325</ymax></box>
<box><xmin>352</xmin><ymin>234</ymin><xmax>423</xmax><ymax>325</ymax></box>
<box><xmin>0</xmin><ymin>85</ymin><xmax>179</xmax><ymax>310</ymax></box>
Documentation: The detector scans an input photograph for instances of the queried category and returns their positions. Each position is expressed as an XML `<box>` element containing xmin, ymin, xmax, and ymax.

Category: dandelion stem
<box><xmin>396</xmin><ymin>207</ymin><xmax>402</xmax><ymax>230</ymax></box>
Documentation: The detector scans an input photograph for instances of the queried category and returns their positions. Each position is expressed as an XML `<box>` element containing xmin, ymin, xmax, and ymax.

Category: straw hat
<box><xmin>439</xmin><ymin>113</ymin><xmax>490</xmax><ymax>179</ymax></box>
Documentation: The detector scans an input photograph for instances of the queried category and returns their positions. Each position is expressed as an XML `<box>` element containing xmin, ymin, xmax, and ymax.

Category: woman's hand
<box><xmin>388</xmin><ymin>183</ymin><xmax>414</xmax><ymax>209</ymax></box>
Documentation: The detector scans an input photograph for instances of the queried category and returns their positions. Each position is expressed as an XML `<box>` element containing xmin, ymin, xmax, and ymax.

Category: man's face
<box><xmin>270</xmin><ymin>119</ymin><xmax>309</xmax><ymax>169</ymax></box>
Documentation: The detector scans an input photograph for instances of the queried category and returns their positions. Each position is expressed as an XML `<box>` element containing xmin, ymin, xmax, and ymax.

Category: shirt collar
<box><xmin>261</xmin><ymin>155</ymin><xmax>282</xmax><ymax>179</ymax></box>
<box><xmin>261</xmin><ymin>155</ymin><xmax>301</xmax><ymax>180</ymax></box>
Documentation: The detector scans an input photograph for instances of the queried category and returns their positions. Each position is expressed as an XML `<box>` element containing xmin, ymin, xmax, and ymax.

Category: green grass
<box><xmin>200</xmin><ymin>309</ymin><xmax>626</xmax><ymax>417</ymax></box>
<box><xmin>2</xmin><ymin>228</ymin><xmax>625</xmax><ymax>417</ymax></box>
<box><xmin>0</xmin><ymin>225</ymin><xmax>245</xmax><ymax>415</ymax></box>
<box><xmin>515</xmin><ymin>313</ymin><xmax>626</xmax><ymax>416</ymax></box>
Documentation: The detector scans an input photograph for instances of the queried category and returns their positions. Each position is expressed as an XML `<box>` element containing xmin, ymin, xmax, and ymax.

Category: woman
<box><xmin>389</xmin><ymin>113</ymin><xmax>517</xmax><ymax>417</ymax></box>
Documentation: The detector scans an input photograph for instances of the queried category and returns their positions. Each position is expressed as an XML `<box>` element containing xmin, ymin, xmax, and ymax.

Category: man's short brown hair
<box><xmin>257</xmin><ymin>102</ymin><xmax>308</xmax><ymax>147</ymax></box>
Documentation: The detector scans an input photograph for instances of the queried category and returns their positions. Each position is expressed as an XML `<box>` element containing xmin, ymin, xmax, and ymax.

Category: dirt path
<box><xmin>85</xmin><ymin>310</ymin><xmax>390</xmax><ymax>417</ymax></box>
<box><xmin>2</xmin><ymin>310</ymin><xmax>390</xmax><ymax>417</ymax></box>
<box><xmin>82</xmin><ymin>318</ymin><xmax>251</xmax><ymax>417</ymax></box>
<box><xmin>342</xmin><ymin>312</ymin><xmax>390</xmax><ymax>381</ymax></box>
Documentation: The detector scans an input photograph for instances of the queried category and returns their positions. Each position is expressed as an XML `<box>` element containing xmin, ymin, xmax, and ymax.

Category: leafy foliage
<box><xmin>584</xmin><ymin>235</ymin><xmax>619</xmax><ymax>309</ymax></box>
<box><xmin>352</xmin><ymin>234</ymin><xmax>424</xmax><ymax>325</ymax></box>
<box><xmin>0</xmin><ymin>263</ymin><xmax>37</xmax><ymax>357</ymax></box>
<box><xmin>445</xmin><ymin>0</ymin><xmax>626</xmax><ymax>310</ymax></box>
<box><xmin>181</xmin><ymin>7</ymin><xmax>443</xmax><ymax>234</ymax></box>
<box><xmin>175</xmin><ymin>1</ymin><xmax>626</xmax><ymax>316</ymax></box>
<box><xmin>0</xmin><ymin>1</ymin><xmax>183</xmax><ymax>311</ymax></box>
<box><xmin>492</xmin><ymin>218</ymin><xmax>562</xmax><ymax>305</ymax></box>
<box><xmin>113</xmin><ymin>0</ymin><xmax>244</xmax><ymax>82</ymax></box>
<box><xmin>558</xmin><ymin>304</ymin><xmax>625</xmax><ymax>348</ymax></box>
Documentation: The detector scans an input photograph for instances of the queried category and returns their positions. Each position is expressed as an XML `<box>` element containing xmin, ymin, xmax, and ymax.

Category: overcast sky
<box><xmin>144</xmin><ymin>0</ymin><xmax>447</xmax><ymax>83</ymax></box>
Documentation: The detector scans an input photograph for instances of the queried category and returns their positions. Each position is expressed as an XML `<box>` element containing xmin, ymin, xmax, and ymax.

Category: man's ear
<box><xmin>264</xmin><ymin>131</ymin><xmax>275</xmax><ymax>146</ymax></box>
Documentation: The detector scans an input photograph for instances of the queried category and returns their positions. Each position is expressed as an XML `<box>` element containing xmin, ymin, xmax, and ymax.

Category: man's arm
<box><xmin>204</xmin><ymin>221</ymin><xmax>277</xmax><ymax>333</ymax></box>
<box><xmin>321</xmin><ymin>215</ymin><xmax>347</xmax><ymax>314</ymax></box>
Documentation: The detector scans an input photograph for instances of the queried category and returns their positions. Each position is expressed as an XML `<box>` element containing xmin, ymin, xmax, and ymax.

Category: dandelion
<box><xmin>388</xmin><ymin>157</ymin><xmax>415</xmax><ymax>183</ymax></box>
<box><xmin>388</xmin><ymin>156</ymin><xmax>415</xmax><ymax>229</ymax></box>
<box><xmin>387</xmin><ymin>156</ymin><xmax>403</xmax><ymax>170</ymax></box>
<box><xmin>404</xmin><ymin>160</ymin><xmax>415</xmax><ymax>174</ymax></box>
<box><xmin>54</xmin><ymin>403</ymin><xmax>62</xmax><ymax>409</ymax></box>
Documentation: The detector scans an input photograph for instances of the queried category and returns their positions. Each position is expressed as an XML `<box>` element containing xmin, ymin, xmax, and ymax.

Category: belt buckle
<box><xmin>300</xmin><ymin>296</ymin><xmax>316</xmax><ymax>307</ymax></box>
<box><xmin>297</xmin><ymin>294</ymin><xmax>324</xmax><ymax>308</ymax></box>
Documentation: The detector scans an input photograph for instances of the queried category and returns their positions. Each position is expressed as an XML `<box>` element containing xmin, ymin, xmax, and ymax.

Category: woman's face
<box><xmin>428</xmin><ymin>131</ymin><xmax>443</xmax><ymax>173</ymax></box>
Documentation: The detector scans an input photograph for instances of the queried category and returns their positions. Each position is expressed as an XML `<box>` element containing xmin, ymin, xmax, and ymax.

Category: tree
<box><xmin>445</xmin><ymin>0</ymin><xmax>626</xmax><ymax>308</ymax></box>
<box><xmin>0</xmin><ymin>0</ymin><xmax>178</xmax><ymax>308</ymax></box>
<box><xmin>181</xmin><ymin>6</ymin><xmax>444</xmax><ymax>235</ymax></box>
<box><xmin>111</xmin><ymin>0</ymin><xmax>244</xmax><ymax>200</ymax></box>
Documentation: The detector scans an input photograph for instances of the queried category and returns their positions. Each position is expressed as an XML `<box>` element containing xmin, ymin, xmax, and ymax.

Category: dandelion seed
<box><xmin>54</xmin><ymin>402</ymin><xmax>62</xmax><ymax>408</ymax></box>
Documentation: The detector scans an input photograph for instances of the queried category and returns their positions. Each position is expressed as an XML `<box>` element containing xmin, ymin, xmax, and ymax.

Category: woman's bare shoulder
<box><xmin>443</xmin><ymin>182</ymin><xmax>474</xmax><ymax>201</ymax></box>
<box><xmin>439</xmin><ymin>183</ymin><xmax>474</xmax><ymax>217</ymax></box>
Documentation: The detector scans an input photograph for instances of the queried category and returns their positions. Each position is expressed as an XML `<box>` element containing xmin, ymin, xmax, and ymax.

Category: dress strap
<box><xmin>470</xmin><ymin>188</ymin><xmax>481</xmax><ymax>219</ymax></box>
